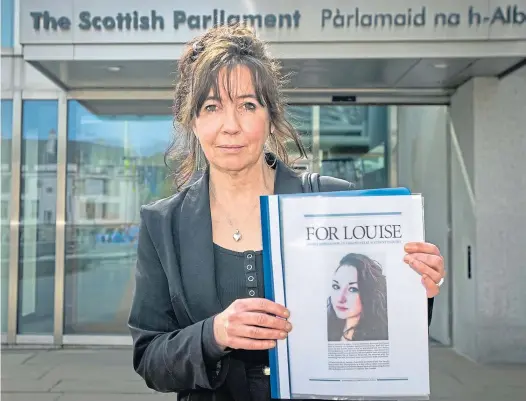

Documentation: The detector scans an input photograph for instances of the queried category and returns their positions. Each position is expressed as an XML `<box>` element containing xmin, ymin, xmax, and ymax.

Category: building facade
<box><xmin>1</xmin><ymin>0</ymin><xmax>525</xmax><ymax>363</ymax></box>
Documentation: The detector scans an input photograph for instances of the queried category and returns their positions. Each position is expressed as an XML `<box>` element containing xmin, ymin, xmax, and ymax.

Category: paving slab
<box><xmin>1</xmin><ymin>351</ymin><xmax>39</xmax><ymax>366</ymax></box>
<box><xmin>56</xmin><ymin>394</ymin><xmax>175</xmax><ymax>401</ymax></box>
<box><xmin>22</xmin><ymin>348</ymin><xmax>132</xmax><ymax>367</ymax></box>
<box><xmin>1</xmin><ymin>376</ymin><xmax>61</xmax><ymax>393</ymax></box>
<box><xmin>2</xmin><ymin>394</ymin><xmax>61</xmax><ymax>401</ymax></box>
<box><xmin>51</xmin><ymin>378</ymin><xmax>157</xmax><ymax>394</ymax></box>
<box><xmin>1</xmin><ymin>363</ymin><xmax>56</xmax><ymax>380</ymax></box>
<box><xmin>40</xmin><ymin>363</ymin><xmax>139</xmax><ymax>382</ymax></box>
<box><xmin>1</xmin><ymin>346</ymin><xmax>525</xmax><ymax>401</ymax></box>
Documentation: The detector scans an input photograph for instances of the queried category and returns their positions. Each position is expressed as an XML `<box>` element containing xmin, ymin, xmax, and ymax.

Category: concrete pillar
<box><xmin>449</xmin><ymin>67</ymin><xmax>526</xmax><ymax>363</ymax></box>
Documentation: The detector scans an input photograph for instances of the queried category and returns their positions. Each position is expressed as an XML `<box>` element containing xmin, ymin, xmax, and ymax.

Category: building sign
<box><xmin>19</xmin><ymin>0</ymin><xmax>526</xmax><ymax>44</ymax></box>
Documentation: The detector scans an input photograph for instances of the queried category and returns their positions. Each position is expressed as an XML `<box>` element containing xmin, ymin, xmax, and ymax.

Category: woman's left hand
<box><xmin>404</xmin><ymin>242</ymin><xmax>445</xmax><ymax>298</ymax></box>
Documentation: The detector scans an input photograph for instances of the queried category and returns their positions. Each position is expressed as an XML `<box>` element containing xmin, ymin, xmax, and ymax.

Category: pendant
<box><xmin>233</xmin><ymin>229</ymin><xmax>242</xmax><ymax>242</ymax></box>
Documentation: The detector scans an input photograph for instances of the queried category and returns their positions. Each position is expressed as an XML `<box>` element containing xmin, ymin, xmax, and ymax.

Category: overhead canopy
<box><xmin>19</xmin><ymin>0</ymin><xmax>526</xmax><ymax>104</ymax></box>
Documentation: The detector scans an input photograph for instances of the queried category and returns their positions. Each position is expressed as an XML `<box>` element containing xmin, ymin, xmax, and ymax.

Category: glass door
<box><xmin>63</xmin><ymin>100</ymin><xmax>173</xmax><ymax>336</ymax></box>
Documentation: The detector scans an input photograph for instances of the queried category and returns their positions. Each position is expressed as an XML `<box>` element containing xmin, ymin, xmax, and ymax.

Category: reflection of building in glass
<box><xmin>287</xmin><ymin>105</ymin><xmax>388</xmax><ymax>188</ymax></box>
<box><xmin>0</xmin><ymin>137</ymin><xmax>171</xmax><ymax>254</ymax></box>
<box><xmin>67</xmin><ymin>139</ymin><xmax>170</xmax><ymax>250</ymax></box>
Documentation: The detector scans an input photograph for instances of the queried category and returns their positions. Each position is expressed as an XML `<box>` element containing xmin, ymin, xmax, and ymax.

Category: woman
<box><xmin>127</xmin><ymin>24</ymin><xmax>446</xmax><ymax>401</ymax></box>
<box><xmin>327</xmin><ymin>253</ymin><xmax>388</xmax><ymax>342</ymax></box>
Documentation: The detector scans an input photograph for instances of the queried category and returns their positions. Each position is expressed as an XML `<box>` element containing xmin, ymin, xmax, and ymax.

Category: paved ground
<box><xmin>2</xmin><ymin>345</ymin><xmax>526</xmax><ymax>401</ymax></box>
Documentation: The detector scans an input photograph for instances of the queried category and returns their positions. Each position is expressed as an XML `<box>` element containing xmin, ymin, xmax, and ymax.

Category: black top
<box><xmin>213</xmin><ymin>243</ymin><xmax>265</xmax><ymax>307</ymax></box>
<box><xmin>201</xmin><ymin>243</ymin><xmax>269</xmax><ymax>366</ymax></box>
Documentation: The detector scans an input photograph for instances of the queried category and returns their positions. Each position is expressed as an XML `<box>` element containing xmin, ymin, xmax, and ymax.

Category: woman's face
<box><xmin>192</xmin><ymin>64</ymin><xmax>272</xmax><ymax>173</ymax></box>
<box><xmin>331</xmin><ymin>264</ymin><xmax>362</xmax><ymax>319</ymax></box>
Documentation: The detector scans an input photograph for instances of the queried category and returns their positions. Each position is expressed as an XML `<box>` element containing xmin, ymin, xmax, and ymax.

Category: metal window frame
<box><xmin>64</xmin><ymin>88</ymin><xmax>451</xmax><ymax>105</ymax></box>
<box><xmin>62</xmin><ymin>335</ymin><xmax>132</xmax><ymax>346</ymax></box>
<box><xmin>53</xmin><ymin>93</ymin><xmax>68</xmax><ymax>346</ymax></box>
<box><xmin>13</xmin><ymin>0</ymin><xmax>23</xmax><ymax>56</ymax></box>
<box><xmin>7</xmin><ymin>90</ymin><xmax>64</xmax><ymax>345</ymax></box>
<box><xmin>311</xmin><ymin>105</ymin><xmax>320</xmax><ymax>173</ymax></box>
<box><xmin>6</xmin><ymin>92</ymin><xmax>21</xmax><ymax>345</ymax></box>
<box><xmin>388</xmin><ymin>105</ymin><xmax>399</xmax><ymax>188</ymax></box>
<box><xmin>15</xmin><ymin>335</ymin><xmax>54</xmax><ymax>345</ymax></box>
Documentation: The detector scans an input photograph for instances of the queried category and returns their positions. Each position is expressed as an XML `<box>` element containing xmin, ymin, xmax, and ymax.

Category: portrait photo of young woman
<box><xmin>327</xmin><ymin>252</ymin><xmax>389</xmax><ymax>342</ymax></box>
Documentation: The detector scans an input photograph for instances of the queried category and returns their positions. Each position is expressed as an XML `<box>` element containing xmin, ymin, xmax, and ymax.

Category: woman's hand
<box><xmin>404</xmin><ymin>242</ymin><xmax>446</xmax><ymax>298</ymax></box>
<box><xmin>213</xmin><ymin>298</ymin><xmax>292</xmax><ymax>351</ymax></box>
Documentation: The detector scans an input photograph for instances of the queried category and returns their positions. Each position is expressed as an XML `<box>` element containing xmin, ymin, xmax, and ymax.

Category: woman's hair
<box><xmin>327</xmin><ymin>253</ymin><xmax>389</xmax><ymax>341</ymax></box>
<box><xmin>165</xmin><ymin>23</ymin><xmax>307</xmax><ymax>190</ymax></box>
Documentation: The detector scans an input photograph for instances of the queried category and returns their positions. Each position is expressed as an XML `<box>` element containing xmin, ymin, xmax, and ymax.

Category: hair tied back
<box><xmin>191</xmin><ymin>42</ymin><xmax>204</xmax><ymax>62</ymax></box>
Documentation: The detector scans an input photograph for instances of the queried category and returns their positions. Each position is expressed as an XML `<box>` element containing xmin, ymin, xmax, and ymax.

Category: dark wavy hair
<box><xmin>165</xmin><ymin>23</ymin><xmax>307</xmax><ymax>191</ymax></box>
<box><xmin>327</xmin><ymin>253</ymin><xmax>389</xmax><ymax>341</ymax></box>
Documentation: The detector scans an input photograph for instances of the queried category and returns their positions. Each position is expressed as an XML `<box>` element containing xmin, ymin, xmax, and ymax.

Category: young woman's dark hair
<box><xmin>327</xmin><ymin>253</ymin><xmax>389</xmax><ymax>341</ymax></box>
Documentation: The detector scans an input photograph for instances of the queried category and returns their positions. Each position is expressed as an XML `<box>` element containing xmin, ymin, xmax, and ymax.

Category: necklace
<box><xmin>227</xmin><ymin>202</ymin><xmax>259</xmax><ymax>242</ymax></box>
<box><xmin>209</xmin><ymin>165</ymin><xmax>275</xmax><ymax>242</ymax></box>
<box><xmin>209</xmin><ymin>185</ymin><xmax>263</xmax><ymax>242</ymax></box>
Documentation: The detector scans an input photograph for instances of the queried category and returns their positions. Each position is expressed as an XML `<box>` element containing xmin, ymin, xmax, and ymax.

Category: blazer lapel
<box><xmin>177</xmin><ymin>169</ymin><xmax>223</xmax><ymax>323</ymax></box>
<box><xmin>272</xmin><ymin>156</ymin><xmax>304</xmax><ymax>195</ymax></box>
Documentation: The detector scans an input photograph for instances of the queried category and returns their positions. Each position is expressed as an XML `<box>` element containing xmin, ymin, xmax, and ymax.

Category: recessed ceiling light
<box><xmin>433</xmin><ymin>63</ymin><xmax>448</xmax><ymax>69</ymax></box>
<box><xmin>106</xmin><ymin>66</ymin><xmax>121</xmax><ymax>72</ymax></box>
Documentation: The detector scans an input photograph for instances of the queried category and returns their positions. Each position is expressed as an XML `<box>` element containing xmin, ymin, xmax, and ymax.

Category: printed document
<box><xmin>261</xmin><ymin>192</ymin><xmax>430</xmax><ymax>400</ymax></box>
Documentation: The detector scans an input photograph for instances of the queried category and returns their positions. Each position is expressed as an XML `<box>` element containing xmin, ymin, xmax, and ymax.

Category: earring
<box><xmin>196</xmin><ymin>143</ymin><xmax>202</xmax><ymax>170</ymax></box>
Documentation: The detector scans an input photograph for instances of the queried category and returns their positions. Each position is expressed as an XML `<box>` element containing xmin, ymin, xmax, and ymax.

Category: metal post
<box><xmin>311</xmin><ymin>105</ymin><xmax>321</xmax><ymax>173</ymax></box>
<box><xmin>388</xmin><ymin>105</ymin><xmax>399</xmax><ymax>188</ymax></box>
<box><xmin>7</xmin><ymin>92</ymin><xmax>22</xmax><ymax>344</ymax></box>
<box><xmin>53</xmin><ymin>94</ymin><xmax>68</xmax><ymax>345</ymax></box>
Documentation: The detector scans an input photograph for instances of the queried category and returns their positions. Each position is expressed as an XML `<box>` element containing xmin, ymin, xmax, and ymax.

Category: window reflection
<box><xmin>320</xmin><ymin>106</ymin><xmax>388</xmax><ymax>188</ymax></box>
<box><xmin>1</xmin><ymin>100</ymin><xmax>13</xmax><ymax>333</ymax></box>
<box><xmin>1</xmin><ymin>0</ymin><xmax>14</xmax><ymax>48</ymax></box>
<box><xmin>64</xmin><ymin>101</ymin><xmax>173</xmax><ymax>335</ymax></box>
<box><xmin>18</xmin><ymin>100</ymin><xmax>58</xmax><ymax>334</ymax></box>
<box><xmin>287</xmin><ymin>105</ymin><xmax>389</xmax><ymax>188</ymax></box>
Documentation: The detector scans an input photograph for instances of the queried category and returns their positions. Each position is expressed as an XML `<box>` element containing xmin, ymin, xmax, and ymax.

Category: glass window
<box><xmin>286</xmin><ymin>105</ymin><xmax>389</xmax><ymax>189</ymax></box>
<box><xmin>1</xmin><ymin>100</ymin><xmax>13</xmax><ymax>333</ymax></box>
<box><xmin>285</xmin><ymin>105</ymin><xmax>313</xmax><ymax>170</ymax></box>
<box><xmin>18</xmin><ymin>100</ymin><xmax>58</xmax><ymax>334</ymax></box>
<box><xmin>1</xmin><ymin>0</ymin><xmax>14</xmax><ymax>48</ymax></box>
<box><xmin>64</xmin><ymin>100</ymin><xmax>173</xmax><ymax>335</ymax></box>
<box><xmin>318</xmin><ymin>105</ymin><xmax>388</xmax><ymax>188</ymax></box>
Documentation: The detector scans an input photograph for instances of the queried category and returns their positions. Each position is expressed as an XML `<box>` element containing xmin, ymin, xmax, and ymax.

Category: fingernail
<box><xmin>283</xmin><ymin>310</ymin><xmax>290</xmax><ymax>318</ymax></box>
<box><xmin>403</xmin><ymin>255</ymin><xmax>411</xmax><ymax>263</ymax></box>
<box><xmin>286</xmin><ymin>322</ymin><xmax>292</xmax><ymax>331</ymax></box>
<box><xmin>405</xmin><ymin>243</ymin><xmax>416</xmax><ymax>252</ymax></box>
<box><xmin>280</xmin><ymin>332</ymin><xmax>287</xmax><ymax>338</ymax></box>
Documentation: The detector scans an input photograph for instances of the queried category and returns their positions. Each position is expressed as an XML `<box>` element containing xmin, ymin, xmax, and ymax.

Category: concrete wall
<box><xmin>1</xmin><ymin>55</ymin><xmax>60</xmax><ymax>97</ymax></box>
<box><xmin>449</xmin><ymin>80</ymin><xmax>478</xmax><ymax>360</ymax></box>
<box><xmin>449</xmin><ymin>67</ymin><xmax>526</xmax><ymax>363</ymax></box>
<box><xmin>473</xmin><ymin>69</ymin><xmax>526</xmax><ymax>363</ymax></box>
<box><xmin>397</xmin><ymin>69</ymin><xmax>526</xmax><ymax>363</ymax></box>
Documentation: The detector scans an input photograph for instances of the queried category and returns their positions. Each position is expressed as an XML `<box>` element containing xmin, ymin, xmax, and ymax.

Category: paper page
<box><xmin>275</xmin><ymin>194</ymin><xmax>429</xmax><ymax>399</ymax></box>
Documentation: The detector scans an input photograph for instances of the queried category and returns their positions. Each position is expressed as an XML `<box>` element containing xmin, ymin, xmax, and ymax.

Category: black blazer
<box><xmin>128</xmin><ymin>156</ymin><xmax>434</xmax><ymax>401</ymax></box>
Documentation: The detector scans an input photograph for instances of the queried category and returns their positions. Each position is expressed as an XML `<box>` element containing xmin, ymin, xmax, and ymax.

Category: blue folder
<box><xmin>259</xmin><ymin>187</ymin><xmax>412</xmax><ymax>399</ymax></box>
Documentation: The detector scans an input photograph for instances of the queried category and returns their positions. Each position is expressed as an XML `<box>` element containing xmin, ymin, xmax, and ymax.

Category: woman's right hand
<box><xmin>213</xmin><ymin>298</ymin><xmax>292</xmax><ymax>351</ymax></box>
